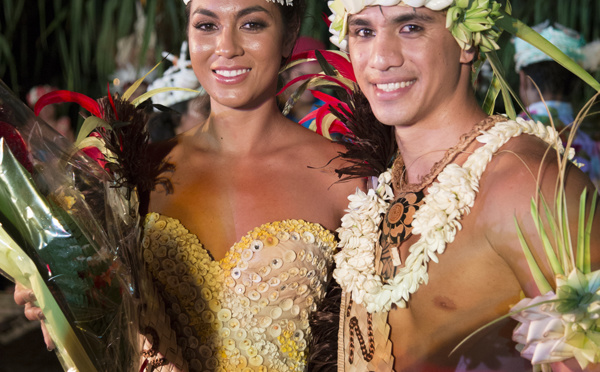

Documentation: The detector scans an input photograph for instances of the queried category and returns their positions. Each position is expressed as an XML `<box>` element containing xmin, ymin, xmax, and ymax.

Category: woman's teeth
<box><xmin>215</xmin><ymin>69</ymin><xmax>250</xmax><ymax>77</ymax></box>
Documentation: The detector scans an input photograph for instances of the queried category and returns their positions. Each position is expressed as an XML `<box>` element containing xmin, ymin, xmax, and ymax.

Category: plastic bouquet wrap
<box><xmin>0</xmin><ymin>79</ymin><xmax>142</xmax><ymax>372</ymax></box>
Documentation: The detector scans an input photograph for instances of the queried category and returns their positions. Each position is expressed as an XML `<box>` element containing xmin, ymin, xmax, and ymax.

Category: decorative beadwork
<box><xmin>143</xmin><ymin>215</ymin><xmax>336</xmax><ymax>371</ymax></box>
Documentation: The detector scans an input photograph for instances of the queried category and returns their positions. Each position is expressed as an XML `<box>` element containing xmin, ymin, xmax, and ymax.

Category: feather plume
<box><xmin>333</xmin><ymin>88</ymin><xmax>397</xmax><ymax>180</ymax></box>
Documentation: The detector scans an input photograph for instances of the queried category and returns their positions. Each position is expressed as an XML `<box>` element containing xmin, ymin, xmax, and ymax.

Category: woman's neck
<box><xmin>193</xmin><ymin>98</ymin><xmax>288</xmax><ymax>155</ymax></box>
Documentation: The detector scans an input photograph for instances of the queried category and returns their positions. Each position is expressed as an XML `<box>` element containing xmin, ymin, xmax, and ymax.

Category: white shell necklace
<box><xmin>333</xmin><ymin>117</ymin><xmax>566</xmax><ymax>313</ymax></box>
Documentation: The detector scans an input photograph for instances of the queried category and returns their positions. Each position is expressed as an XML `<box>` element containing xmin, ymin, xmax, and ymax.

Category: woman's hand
<box><xmin>13</xmin><ymin>282</ymin><xmax>55</xmax><ymax>350</ymax></box>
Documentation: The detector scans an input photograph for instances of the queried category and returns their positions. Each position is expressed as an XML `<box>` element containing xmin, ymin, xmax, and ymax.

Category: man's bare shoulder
<box><xmin>472</xmin><ymin>131</ymin><xmax>596</xmax><ymax>293</ymax></box>
<box><xmin>480</xmin><ymin>132</ymin><xmax>591</xmax><ymax>207</ymax></box>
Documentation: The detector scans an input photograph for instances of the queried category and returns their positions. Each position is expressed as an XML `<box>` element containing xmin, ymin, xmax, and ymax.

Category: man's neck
<box><xmin>395</xmin><ymin>107</ymin><xmax>488</xmax><ymax>184</ymax></box>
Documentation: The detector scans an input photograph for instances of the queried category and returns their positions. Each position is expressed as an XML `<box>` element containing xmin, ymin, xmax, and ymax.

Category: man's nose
<box><xmin>369</xmin><ymin>32</ymin><xmax>404</xmax><ymax>71</ymax></box>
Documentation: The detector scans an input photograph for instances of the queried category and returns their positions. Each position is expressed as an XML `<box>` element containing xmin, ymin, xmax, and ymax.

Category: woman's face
<box><xmin>187</xmin><ymin>0</ymin><xmax>290</xmax><ymax>111</ymax></box>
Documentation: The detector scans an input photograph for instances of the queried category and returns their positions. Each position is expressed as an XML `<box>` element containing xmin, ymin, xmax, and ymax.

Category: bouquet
<box><xmin>508</xmin><ymin>94</ymin><xmax>600</xmax><ymax>371</ymax></box>
<box><xmin>0</xmin><ymin>78</ymin><xmax>144</xmax><ymax>371</ymax></box>
<box><xmin>451</xmin><ymin>95</ymin><xmax>600</xmax><ymax>371</ymax></box>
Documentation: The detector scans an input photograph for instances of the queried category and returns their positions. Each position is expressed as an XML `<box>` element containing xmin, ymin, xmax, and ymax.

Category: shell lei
<box><xmin>334</xmin><ymin>117</ymin><xmax>570</xmax><ymax>314</ymax></box>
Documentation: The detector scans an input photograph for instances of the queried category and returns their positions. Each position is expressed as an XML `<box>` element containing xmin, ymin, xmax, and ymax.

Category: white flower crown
<box><xmin>183</xmin><ymin>0</ymin><xmax>293</xmax><ymax>5</ymax></box>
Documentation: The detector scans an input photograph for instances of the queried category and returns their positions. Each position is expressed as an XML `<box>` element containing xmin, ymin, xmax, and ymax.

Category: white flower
<box><xmin>403</xmin><ymin>0</ymin><xmax>453</xmax><ymax>10</ymax></box>
<box><xmin>511</xmin><ymin>270</ymin><xmax>600</xmax><ymax>369</ymax></box>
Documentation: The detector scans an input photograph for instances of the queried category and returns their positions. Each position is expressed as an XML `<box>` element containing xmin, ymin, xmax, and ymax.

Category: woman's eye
<box><xmin>193</xmin><ymin>22</ymin><xmax>217</xmax><ymax>31</ymax></box>
<box><xmin>242</xmin><ymin>21</ymin><xmax>267</xmax><ymax>30</ymax></box>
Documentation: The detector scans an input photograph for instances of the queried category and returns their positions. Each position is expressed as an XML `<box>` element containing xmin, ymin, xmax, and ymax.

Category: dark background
<box><xmin>1</xmin><ymin>0</ymin><xmax>600</xmax><ymax>370</ymax></box>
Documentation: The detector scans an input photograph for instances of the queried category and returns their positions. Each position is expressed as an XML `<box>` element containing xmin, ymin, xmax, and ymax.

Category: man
<box><xmin>514</xmin><ymin>21</ymin><xmax>600</xmax><ymax>186</ymax></box>
<box><xmin>326</xmin><ymin>1</ymin><xmax>600</xmax><ymax>371</ymax></box>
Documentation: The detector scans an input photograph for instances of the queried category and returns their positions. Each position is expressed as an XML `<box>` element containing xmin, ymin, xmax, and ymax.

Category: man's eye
<box><xmin>400</xmin><ymin>24</ymin><xmax>422</xmax><ymax>33</ymax></box>
<box><xmin>354</xmin><ymin>28</ymin><xmax>374</xmax><ymax>37</ymax></box>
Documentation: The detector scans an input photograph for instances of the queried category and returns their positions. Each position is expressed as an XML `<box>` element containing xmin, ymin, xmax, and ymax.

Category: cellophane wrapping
<box><xmin>0</xmin><ymin>79</ymin><xmax>140</xmax><ymax>372</ymax></box>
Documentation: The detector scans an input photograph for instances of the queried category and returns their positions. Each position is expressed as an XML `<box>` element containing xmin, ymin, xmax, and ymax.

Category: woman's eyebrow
<box><xmin>191</xmin><ymin>5</ymin><xmax>269</xmax><ymax>19</ymax></box>
<box><xmin>192</xmin><ymin>8</ymin><xmax>217</xmax><ymax>18</ymax></box>
<box><xmin>237</xmin><ymin>5</ymin><xmax>269</xmax><ymax>18</ymax></box>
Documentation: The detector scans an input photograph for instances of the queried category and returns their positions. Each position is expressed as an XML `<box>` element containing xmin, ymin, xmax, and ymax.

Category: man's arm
<box><xmin>481</xmin><ymin>134</ymin><xmax>600</xmax><ymax>370</ymax></box>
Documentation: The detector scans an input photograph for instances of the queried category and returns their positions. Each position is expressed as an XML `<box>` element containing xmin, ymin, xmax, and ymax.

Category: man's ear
<box><xmin>459</xmin><ymin>46</ymin><xmax>478</xmax><ymax>64</ymax></box>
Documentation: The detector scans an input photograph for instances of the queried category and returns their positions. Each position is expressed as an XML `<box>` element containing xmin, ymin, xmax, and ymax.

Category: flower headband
<box><xmin>183</xmin><ymin>0</ymin><xmax>293</xmax><ymax>5</ymax></box>
<box><xmin>328</xmin><ymin>0</ymin><xmax>502</xmax><ymax>52</ymax></box>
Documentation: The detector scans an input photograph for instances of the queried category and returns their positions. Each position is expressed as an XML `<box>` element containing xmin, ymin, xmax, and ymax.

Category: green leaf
<box><xmin>75</xmin><ymin>116</ymin><xmax>110</xmax><ymax>146</ymax></box>
<box><xmin>530</xmin><ymin>198</ymin><xmax>563</xmax><ymax>276</ymax></box>
<box><xmin>538</xmin><ymin>194</ymin><xmax>559</xmax><ymax>256</ymax></box>
<box><xmin>123</xmin><ymin>61</ymin><xmax>164</xmax><ymax>102</ymax></box>
<box><xmin>132</xmin><ymin>86</ymin><xmax>201</xmax><ymax>107</ymax></box>
<box><xmin>496</xmin><ymin>13</ymin><xmax>600</xmax><ymax>92</ymax></box>
<box><xmin>481</xmin><ymin>73</ymin><xmax>501</xmax><ymax>116</ymax></box>
<box><xmin>559</xmin><ymin>191</ymin><xmax>574</xmax><ymax>271</ymax></box>
<box><xmin>585</xmin><ymin>190</ymin><xmax>598</xmax><ymax>273</ymax></box>
<box><xmin>486</xmin><ymin>51</ymin><xmax>518</xmax><ymax>119</ymax></box>
<box><xmin>577</xmin><ymin>188</ymin><xmax>587</xmax><ymax>272</ymax></box>
<box><xmin>514</xmin><ymin>216</ymin><xmax>553</xmax><ymax>294</ymax></box>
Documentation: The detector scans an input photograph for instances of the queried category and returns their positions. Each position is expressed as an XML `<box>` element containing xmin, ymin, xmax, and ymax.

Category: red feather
<box><xmin>314</xmin><ymin>104</ymin><xmax>332</xmax><ymax>135</ymax></box>
<box><xmin>278</xmin><ymin>74</ymin><xmax>353</xmax><ymax>96</ymax></box>
<box><xmin>107</xmin><ymin>83</ymin><xmax>119</xmax><ymax>121</ymax></box>
<box><xmin>34</xmin><ymin>90</ymin><xmax>103</xmax><ymax>118</ymax></box>
<box><xmin>298</xmin><ymin>107</ymin><xmax>320</xmax><ymax>125</ymax></box>
<box><xmin>322</xmin><ymin>12</ymin><xmax>332</xmax><ymax>27</ymax></box>
<box><xmin>289</xmin><ymin>50</ymin><xmax>355</xmax><ymax>81</ymax></box>
<box><xmin>0</xmin><ymin>121</ymin><xmax>33</xmax><ymax>173</ymax></box>
<box><xmin>311</xmin><ymin>90</ymin><xmax>342</xmax><ymax>105</ymax></box>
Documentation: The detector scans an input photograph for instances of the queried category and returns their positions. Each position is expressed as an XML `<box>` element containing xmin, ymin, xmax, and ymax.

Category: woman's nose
<box><xmin>215</xmin><ymin>27</ymin><xmax>243</xmax><ymax>58</ymax></box>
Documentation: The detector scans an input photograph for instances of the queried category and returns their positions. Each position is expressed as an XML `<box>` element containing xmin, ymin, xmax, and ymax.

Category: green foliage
<box><xmin>494</xmin><ymin>0</ymin><xmax>600</xmax><ymax>113</ymax></box>
<box><xmin>0</xmin><ymin>0</ymin><xmax>186</xmax><ymax>100</ymax></box>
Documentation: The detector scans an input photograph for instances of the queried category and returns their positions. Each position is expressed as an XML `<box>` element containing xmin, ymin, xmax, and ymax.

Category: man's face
<box><xmin>348</xmin><ymin>5</ymin><xmax>473</xmax><ymax>127</ymax></box>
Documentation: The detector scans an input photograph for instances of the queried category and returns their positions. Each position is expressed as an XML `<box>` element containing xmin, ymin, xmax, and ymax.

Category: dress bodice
<box><xmin>141</xmin><ymin>213</ymin><xmax>336</xmax><ymax>372</ymax></box>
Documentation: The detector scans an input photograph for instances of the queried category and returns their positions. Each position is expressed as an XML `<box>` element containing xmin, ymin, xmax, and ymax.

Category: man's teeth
<box><xmin>376</xmin><ymin>80</ymin><xmax>416</xmax><ymax>92</ymax></box>
<box><xmin>215</xmin><ymin>69</ymin><xmax>250</xmax><ymax>77</ymax></box>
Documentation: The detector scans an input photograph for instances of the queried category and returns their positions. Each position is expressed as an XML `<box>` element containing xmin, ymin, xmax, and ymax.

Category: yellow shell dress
<box><xmin>139</xmin><ymin>213</ymin><xmax>336</xmax><ymax>372</ymax></box>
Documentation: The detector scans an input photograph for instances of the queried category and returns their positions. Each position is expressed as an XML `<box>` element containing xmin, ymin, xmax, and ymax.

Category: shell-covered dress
<box><xmin>139</xmin><ymin>213</ymin><xmax>336</xmax><ymax>372</ymax></box>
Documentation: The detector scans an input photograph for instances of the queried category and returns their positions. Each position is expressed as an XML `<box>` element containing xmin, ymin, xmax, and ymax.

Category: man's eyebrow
<box><xmin>349</xmin><ymin>11</ymin><xmax>435</xmax><ymax>27</ymax></box>
<box><xmin>192</xmin><ymin>6</ymin><xmax>269</xmax><ymax>19</ymax></box>
<box><xmin>390</xmin><ymin>12</ymin><xmax>435</xmax><ymax>24</ymax></box>
<box><xmin>348</xmin><ymin>17</ymin><xmax>372</xmax><ymax>27</ymax></box>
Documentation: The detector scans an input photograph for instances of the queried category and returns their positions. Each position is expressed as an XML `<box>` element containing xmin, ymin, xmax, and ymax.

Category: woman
<box><xmin>15</xmin><ymin>0</ymin><xmax>361</xmax><ymax>370</ymax></box>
